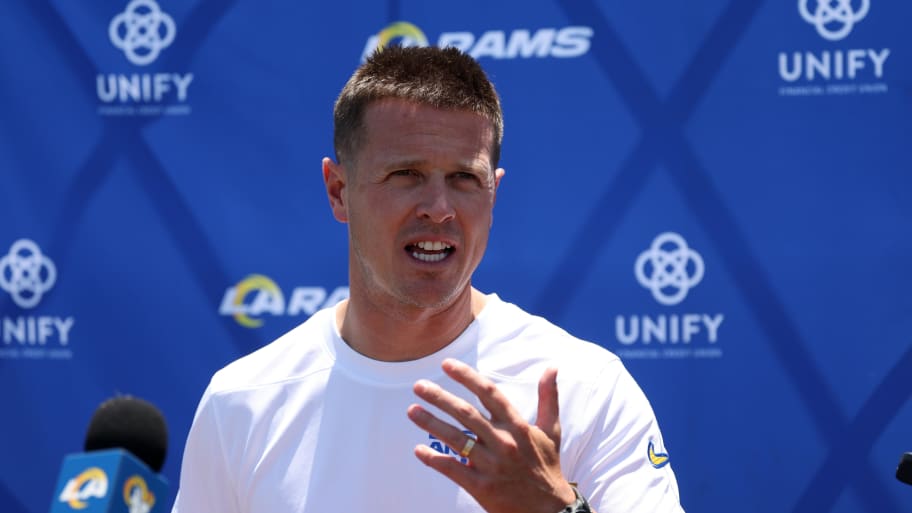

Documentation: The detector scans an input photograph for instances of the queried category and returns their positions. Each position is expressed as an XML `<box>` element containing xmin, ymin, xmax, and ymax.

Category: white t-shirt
<box><xmin>172</xmin><ymin>294</ymin><xmax>684</xmax><ymax>512</ymax></box>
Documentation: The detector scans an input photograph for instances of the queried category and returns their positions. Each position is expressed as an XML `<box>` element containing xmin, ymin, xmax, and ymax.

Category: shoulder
<box><xmin>475</xmin><ymin>294</ymin><xmax>622</xmax><ymax>385</ymax></box>
<box><xmin>206</xmin><ymin>307</ymin><xmax>336</xmax><ymax>395</ymax></box>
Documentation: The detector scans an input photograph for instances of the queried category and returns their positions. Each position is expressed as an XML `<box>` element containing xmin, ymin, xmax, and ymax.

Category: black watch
<box><xmin>560</xmin><ymin>484</ymin><xmax>592</xmax><ymax>513</ymax></box>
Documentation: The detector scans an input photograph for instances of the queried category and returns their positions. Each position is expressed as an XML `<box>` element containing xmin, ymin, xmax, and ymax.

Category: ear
<box><xmin>490</xmin><ymin>167</ymin><xmax>505</xmax><ymax>227</ymax></box>
<box><xmin>493</xmin><ymin>167</ymin><xmax>505</xmax><ymax>201</ymax></box>
<box><xmin>323</xmin><ymin>157</ymin><xmax>349</xmax><ymax>223</ymax></box>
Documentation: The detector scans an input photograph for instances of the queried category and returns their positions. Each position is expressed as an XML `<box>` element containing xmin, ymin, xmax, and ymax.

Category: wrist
<box><xmin>558</xmin><ymin>483</ymin><xmax>592</xmax><ymax>513</ymax></box>
<box><xmin>557</xmin><ymin>482</ymin><xmax>577</xmax><ymax>505</ymax></box>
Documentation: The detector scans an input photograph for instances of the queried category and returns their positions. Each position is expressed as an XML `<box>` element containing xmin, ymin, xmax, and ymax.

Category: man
<box><xmin>172</xmin><ymin>46</ymin><xmax>684</xmax><ymax>513</ymax></box>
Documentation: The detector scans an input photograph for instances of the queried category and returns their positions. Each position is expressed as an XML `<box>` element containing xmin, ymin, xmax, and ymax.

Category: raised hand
<box><xmin>407</xmin><ymin>358</ymin><xmax>577</xmax><ymax>513</ymax></box>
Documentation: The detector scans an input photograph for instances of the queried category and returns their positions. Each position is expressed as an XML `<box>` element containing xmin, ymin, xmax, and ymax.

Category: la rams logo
<box><xmin>647</xmin><ymin>439</ymin><xmax>670</xmax><ymax>469</ymax></box>
<box><xmin>58</xmin><ymin>467</ymin><xmax>109</xmax><ymax>509</ymax></box>
<box><xmin>123</xmin><ymin>475</ymin><xmax>155</xmax><ymax>513</ymax></box>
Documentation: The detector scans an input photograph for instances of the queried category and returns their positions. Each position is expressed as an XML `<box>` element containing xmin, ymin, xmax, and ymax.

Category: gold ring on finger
<box><xmin>459</xmin><ymin>437</ymin><xmax>476</xmax><ymax>458</ymax></box>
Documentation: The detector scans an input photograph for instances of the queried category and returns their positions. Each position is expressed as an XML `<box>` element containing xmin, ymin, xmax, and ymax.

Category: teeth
<box><xmin>415</xmin><ymin>241</ymin><xmax>452</xmax><ymax>251</ymax></box>
<box><xmin>412</xmin><ymin>251</ymin><xmax>448</xmax><ymax>262</ymax></box>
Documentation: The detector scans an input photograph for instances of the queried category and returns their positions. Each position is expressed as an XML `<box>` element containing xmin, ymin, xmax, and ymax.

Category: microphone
<box><xmin>898</xmin><ymin>452</ymin><xmax>912</xmax><ymax>486</ymax></box>
<box><xmin>50</xmin><ymin>395</ymin><xmax>170</xmax><ymax>513</ymax></box>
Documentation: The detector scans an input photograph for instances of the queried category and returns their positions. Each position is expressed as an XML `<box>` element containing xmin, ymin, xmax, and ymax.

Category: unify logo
<box><xmin>96</xmin><ymin>0</ymin><xmax>194</xmax><ymax>116</ymax></box>
<box><xmin>778</xmin><ymin>0</ymin><xmax>889</xmax><ymax>96</ymax></box>
<box><xmin>0</xmin><ymin>239</ymin><xmax>56</xmax><ymax>309</ymax></box>
<box><xmin>634</xmin><ymin>232</ymin><xmax>704</xmax><ymax>306</ymax></box>
<box><xmin>799</xmin><ymin>0</ymin><xmax>869</xmax><ymax>41</ymax></box>
<box><xmin>219</xmin><ymin>274</ymin><xmax>349</xmax><ymax>328</ymax></box>
<box><xmin>0</xmin><ymin>240</ymin><xmax>75</xmax><ymax>358</ymax></box>
<box><xmin>361</xmin><ymin>21</ymin><xmax>592</xmax><ymax>62</ymax></box>
<box><xmin>615</xmin><ymin>233</ymin><xmax>724</xmax><ymax>360</ymax></box>
<box><xmin>109</xmin><ymin>0</ymin><xmax>176</xmax><ymax>65</ymax></box>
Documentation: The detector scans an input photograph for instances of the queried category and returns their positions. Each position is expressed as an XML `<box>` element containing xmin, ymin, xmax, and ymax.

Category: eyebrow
<box><xmin>384</xmin><ymin>159</ymin><xmax>426</xmax><ymax>170</ymax></box>
<box><xmin>384</xmin><ymin>158</ymin><xmax>490</xmax><ymax>174</ymax></box>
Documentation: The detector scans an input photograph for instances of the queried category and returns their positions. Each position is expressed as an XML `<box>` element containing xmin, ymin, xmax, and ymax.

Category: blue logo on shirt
<box><xmin>428</xmin><ymin>431</ymin><xmax>475</xmax><ymax>464</ymax></box>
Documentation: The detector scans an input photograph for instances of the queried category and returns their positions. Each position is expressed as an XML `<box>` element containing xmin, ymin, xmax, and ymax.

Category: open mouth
<box><xmin>406</xmin><ymin>240</ymin><xmax>454</xmax><ymax>263</ymax></box>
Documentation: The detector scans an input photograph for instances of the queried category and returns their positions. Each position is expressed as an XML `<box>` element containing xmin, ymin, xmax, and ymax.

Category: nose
<box><xmin>416</xmin><ymin>178</ymin><xmax>456</xmax><ymax>223</ymax></box>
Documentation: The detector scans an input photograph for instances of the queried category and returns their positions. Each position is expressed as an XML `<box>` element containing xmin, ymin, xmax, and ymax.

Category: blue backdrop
<box><xmin>2</xmin><ymin>1</ymin><xmax>910</xmax><ymax>512</ymax></box>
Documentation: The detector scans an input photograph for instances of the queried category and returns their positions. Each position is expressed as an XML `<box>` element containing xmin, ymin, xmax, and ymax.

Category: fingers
<box><xmin>439</xmin><ymin>359</ymin><xmax>525</xmax><ymax>425</ymax></box>
<box><xmin>410</xmin><ymin>380</ymin><xmax>498</xmax><ymax>446</ymax></box>
<box><xmin>407</xmin><ymin>401</ymin><xmax>488</xmax><ymax>463</ymax></box>
<box><xmin>413</xmin><ymin>443</ymin><xmax>478</xmax><ymax>490</ymax></box>
<box><xmin>413</xmin><ymin>360</ymin><xmax>561</xmax><ymax>444</ymax></box>
<box><xmin>409</xmin><ymin>362</ymin><xmax>573</xmax><ymax>513</ymax></box>
<box><xmin>409</xmin><ymin>362</ymin><xmax>564</xmax><ymax>459</ymax></box>
<box><xmin>535</xmin><ymin>367</ymin><xmax>561</xmax><ymax>441</ymax></box>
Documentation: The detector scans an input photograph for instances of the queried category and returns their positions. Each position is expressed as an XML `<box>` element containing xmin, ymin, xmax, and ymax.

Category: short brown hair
<box><xmin>333</xmin><ymin>46</ymin><xmax>503</xmax><ymax>168</ymax></box>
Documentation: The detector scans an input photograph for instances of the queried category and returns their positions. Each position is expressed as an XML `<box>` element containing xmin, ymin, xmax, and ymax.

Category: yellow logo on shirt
<box><xmin>648</xmin><ymin>439</ymin><xmax>670</xmax><ymax>469</ymax></box>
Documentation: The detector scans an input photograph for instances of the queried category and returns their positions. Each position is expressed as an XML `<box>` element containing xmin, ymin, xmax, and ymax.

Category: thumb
<box><xmin>535</xmin><ymin>367</ymin><xmax>561</xmax><ymax>441</ymax></box>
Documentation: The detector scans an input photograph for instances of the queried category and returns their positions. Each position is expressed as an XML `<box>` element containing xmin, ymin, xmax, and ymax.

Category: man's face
<box><xmin>325</xmin><ymin>98</ymin><xmax>504</xmax><ymax>311</ymax></box>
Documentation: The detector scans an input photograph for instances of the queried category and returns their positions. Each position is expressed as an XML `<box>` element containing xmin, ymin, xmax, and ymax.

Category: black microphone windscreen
<box><xmin>898</xmin><ymin>452</ymin><xmax>912</xmax><ymax>486</ymax></box>
<box><xmin>84</xmin><ymin>395</ymin><xmax>168</xmax><ymax>473</ymax></box>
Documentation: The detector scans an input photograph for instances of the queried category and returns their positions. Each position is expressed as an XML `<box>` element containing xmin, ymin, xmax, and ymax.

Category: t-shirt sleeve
<box><xmin>171</xmin><ymin>385</ymin><xmax>240</xmax><ymax>513</ymax></box>
<box><xmin>570</xmin><ymin>361</ymin><xmax>685</xmax><ymax>513</ymax></box>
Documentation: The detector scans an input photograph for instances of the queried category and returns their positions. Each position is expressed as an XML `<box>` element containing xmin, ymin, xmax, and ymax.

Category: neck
<box><xmin>336</xmin><ymin>287</ymin><xmax>488</xmax><ymax>362</ymax></box>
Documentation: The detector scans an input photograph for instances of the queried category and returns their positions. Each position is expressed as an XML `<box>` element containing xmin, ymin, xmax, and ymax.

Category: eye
<box><xmin>449</xmin><ymin>171</ymin><xmax>489</xmax><ymax>190</ymax></box>
<box><xmin>390</xmin><ymin>169</ymin><xmax>420</xmax><ymax>179</ymax></box>
<box><xmin>452</xmin><ymin>171</ymin><xmax>481</xmax><ymax>182</ymax></box>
